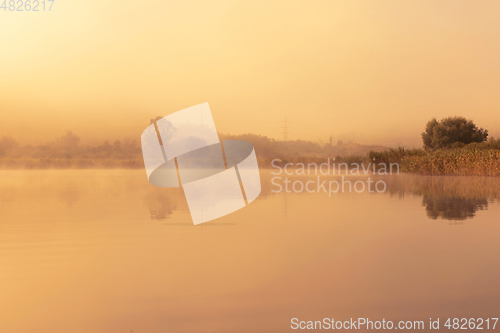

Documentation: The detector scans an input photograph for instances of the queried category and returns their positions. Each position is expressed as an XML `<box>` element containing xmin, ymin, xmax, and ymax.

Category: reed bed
<box><xmin>402</xmin><ymin>149</ymin><xmax>500</xmax><ymax>176</ymax></box>
<box><xmin>370</xmin><ymin>146</ymin><xmax>500</xmax><ymax>176</ymax></box>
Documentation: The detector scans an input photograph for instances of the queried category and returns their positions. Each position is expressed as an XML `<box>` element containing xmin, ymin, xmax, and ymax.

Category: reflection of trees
<box><xmin>143</xmin><ymin>188</ymin><xmax>181</xmax><ymax>220</ymax></box>
<box><xmin>376</xmin><ymin>175</ymin><xmax>500</xmax><ymax>222</ymax></box>
<box><xmin>422</xmin><ymin>196</ymin><xmax>488</xmax><ymax>221</ymax></box>
<box><xmin>148</xmin><ymin>195</ymin><xmax>176</xmax><ymax>220</ymax></box>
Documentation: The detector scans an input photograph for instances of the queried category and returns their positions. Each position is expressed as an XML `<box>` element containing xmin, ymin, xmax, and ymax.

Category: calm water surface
<box><xmin>0</xmin><ymin>170</ymin><xmax>499</xmax><ymax>332</ymax></box>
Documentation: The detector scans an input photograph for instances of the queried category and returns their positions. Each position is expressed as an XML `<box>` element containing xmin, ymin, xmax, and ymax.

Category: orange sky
<box><xmin>1</xmin><ymin>0</ymin><xmax>499</xmax><ymax>147</ymax></box>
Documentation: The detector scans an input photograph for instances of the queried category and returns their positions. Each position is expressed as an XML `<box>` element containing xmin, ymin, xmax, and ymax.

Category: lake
<box><xmin>1</xmin><ymin>170</ymin><xmax>499</xmax><ymax>332</ymax></box>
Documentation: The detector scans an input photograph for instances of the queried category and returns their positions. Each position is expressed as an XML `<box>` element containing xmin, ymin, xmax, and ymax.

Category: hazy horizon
<box><xmin>2</xmin><ymin>0</ymin><xmax>500</xmax><ymax>147</ymax></box>
<box><xmin>1</xmin><ymin>114</ymin><xmax>497</xmax><ymax>149</ymax></box>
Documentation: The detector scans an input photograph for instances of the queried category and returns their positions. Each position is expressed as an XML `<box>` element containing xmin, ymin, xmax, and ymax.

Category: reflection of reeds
<box><xmin>375</xmin><ymin>174</ymin><xmax>500</xmax><ymax>200</ymax></box>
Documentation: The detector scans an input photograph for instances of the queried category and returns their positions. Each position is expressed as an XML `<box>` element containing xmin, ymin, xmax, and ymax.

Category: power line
<box><xmin>280</xmin><ymin>115</ymin><xmax>290</xmax><ymax>141</ymax></box>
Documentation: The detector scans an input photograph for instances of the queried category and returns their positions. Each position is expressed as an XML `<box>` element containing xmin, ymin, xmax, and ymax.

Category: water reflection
<box><xmin>141</xmin><ymin>170</ymin><xmax>276</xmax><ymax>223</ymax></box>
<box><xmin>258</xmin><ymin>173</ymin><xmax>500</xmax><ymax>221</ymax></box>
<box><xmin>380</xmin><ymin>174</ymin><xmax>500</xmax><ymax>199</ymax></box>
<box><xmin>422</xmin><ymin>196</ymin><xmax>488</xmax><ymax>221</ymax></box>
<box><xmin>1</xmin><ymin>170</ymin><xmax>500</xmax><ymax>333</ymax></box>
<box><xmin>2</xmin><ymin>170</ymin><xmax>498</xmax><ymax>224</ymax></box>
<box><xmin>140</xmin><ymin>172</ymin><xmax>500</xmax><ymax>223</ymax></box>
<box><xmin>143</xmin><ymin>188</ymin><xmax>179</xmax><ymax>220</ymax></box>
<box><xmin>378</xmin><ymin>175</ymin><xmax>500</xmax><ymax>222</ymax></box>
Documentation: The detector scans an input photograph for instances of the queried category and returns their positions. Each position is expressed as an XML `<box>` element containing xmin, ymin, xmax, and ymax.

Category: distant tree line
<box><xmin>0</xmin><ymin>131</ymin><xmax>142</xmax><ymax>160</ymax></box>
<box><xmin>0</xmin><ymin>131</ymin><xmax>384</xmax><ymax>162</ymax></box>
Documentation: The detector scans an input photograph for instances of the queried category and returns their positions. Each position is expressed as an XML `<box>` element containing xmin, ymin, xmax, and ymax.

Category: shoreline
<box><xmin>1</xmin><ymin>145</ymin><xmax>499</xmax><ymax>176</ymax></box>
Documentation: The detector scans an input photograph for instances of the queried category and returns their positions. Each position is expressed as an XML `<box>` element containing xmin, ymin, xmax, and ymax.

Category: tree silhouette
<box><xmin>422</xmin><ymin>117</ymin><xmax>488</xmax><ymax>150</ymax></box>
